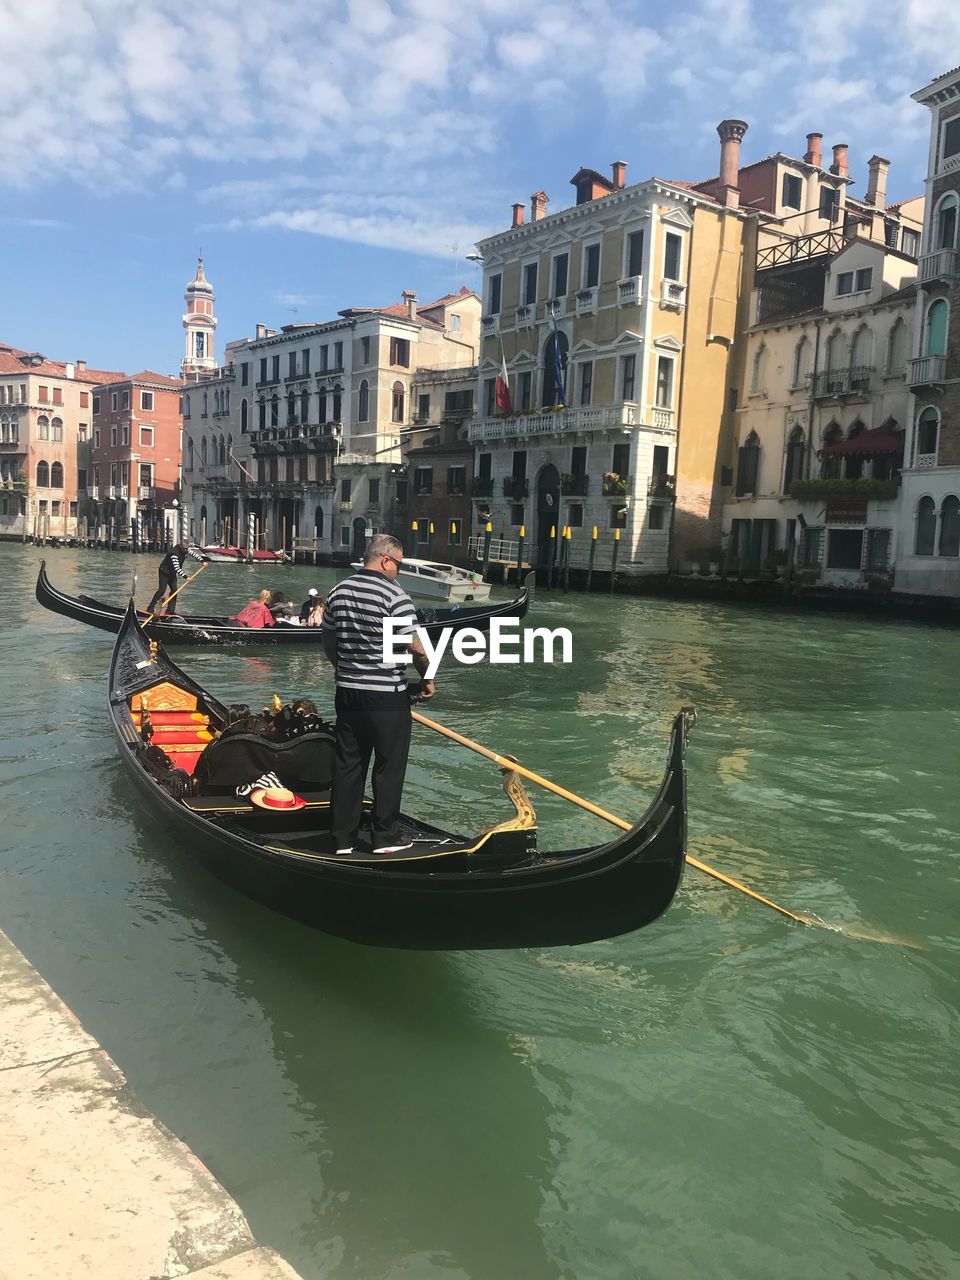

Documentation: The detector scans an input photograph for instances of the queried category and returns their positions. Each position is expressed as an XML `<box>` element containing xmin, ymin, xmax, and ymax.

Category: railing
<box><xmin>472</xmin><ymin>476</ymin><xmax>493</xmax><ymax>497</ymax></box>
<box><xmin>908</xmin><ymin>355</ymin><xmax>948</xmax><ymax>387</ymax></box>
<box><xmin>481</xmin><ymin>316</ymin><xmax>497</xmax><ymax>332</ymax></box>
<box><xmin>651</xmin><ymin>407</ymin><xmax>675</xmax><ymax>430</ymax></box>
<box><xmin>119</xmin><ymin>485</ymin><xmax>129</xmax><ymax>499</ymax></box>
<box><xmin>915</xmin><ymin>452</ymin><xmax>937</xmax><ymax>469</ymax></box>
<box><xmin>202</xmin><ymin>463</ymin><xmax>234</xmax><ymax>482</ymax></box>
<box><xmin>812</xmin><ymin>366</ymin><xmax>874</xmax><ymax>397</ymax></box>
<box><xmin>544</xmin><ymin>298</ymin><xmax>566</xmax><ymax>320</ymax></box>
<box><xmin>468</xmin><ymin>535</ymin><xmax>522</xmax><ymax>564</ymax></box>
<box><xmin>939</xmin><ymin>152</ymin><xmax>960</xmax><ymax>176</ymax></box>
<box><xmin>576</xmin><ymin>287</ymin><xmax>598</xmax><ymax>315</ymax></box>
<box><xmin>756</xmin><ymin>228</ymin><xmax>848</xmax><ymax>271</ymax></box>
<box><xmin>516</xmin><ymin>304</ymin><xmax>534</xmax><ymax>328</ymax></box>
<box><xmin>918</xmin><ymin>248</ymin><xmax>958</xmax><ymax>283</ymax></box>
<box><xmin>105</xmin><ymin>485</ymin><xmax>116</xmax><ymax>499</ymax></box>
<box><xmin>138</xmin><ymin>486</ymin><xmax>155</xmax><ymax>501</ymax></box>
<box><xmin>601</xmin><ymin>474</ymin><xmax>629</xmax><ymax>497</ymax></box>
<box><xmin>87</xmin><ymin>485</ymin><xmax>99</xmax><ymax>499</ymax></box>
<box><xmin>648</xmin><ymin>475</ymin><xmax>676</xmax><ymax>498</ymax></box>
<box><xmin>338</xmin><ymin>500</ymin><xmax>352</xmax><ymax>511</ymax></box>
<box><xmin>660</xmin><ymin>280</ymin><xmax>686</xmax><ymax>310</ymax></box>
<box><xmin>0</xmin><ymin>436</ymin><xmax>20</xmax><ymax>449</ymax></box>
<box><xmin>617</xmin><ymin>275</ymin><xmax>642</xmax><ymax>305</ymax></box>
<box><xmin>468</xmin><ymin>402</ymin><xmax>643</xmax><ymax>442</ymax></box>
<box><xmin>503</xmin><ymin>476</ymin><xmax>529</xmax><ymax>498</ymax></box>
<box><xmin>560</xmin><ymin>475</ymin><xmax>589</xmax><ymax>496</ymax></box>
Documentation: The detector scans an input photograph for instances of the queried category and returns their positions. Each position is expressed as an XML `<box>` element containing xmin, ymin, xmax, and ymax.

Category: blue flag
<box><xmin>551</xmin><ymin>311</ymin><xmax>567</xmax><ymax>408</ymax></box>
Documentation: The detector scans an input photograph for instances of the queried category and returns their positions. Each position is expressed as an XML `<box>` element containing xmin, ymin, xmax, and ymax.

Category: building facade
<box><xmin>897</xmin><ymin>65</ymin><xmax>960</xmax><ymax>596</ymax></box>
<box><xmin>0</xmin><ymin>344</ymin><xmax>122</xmax><ymax>540</ymax></box>
<box><xmin>87</xmin><ymin>372</ymin><xmax>184</xmax><ymax>543</ymax></box>
<box><xmin>404</xmin><ymin>364</ymin><xmax>477</xmax><ymax>563</ymax></box>
<box><xmin>466</xmin><ymin>131</ymin><xmax>757</xmax><ymax>577</ymax></box>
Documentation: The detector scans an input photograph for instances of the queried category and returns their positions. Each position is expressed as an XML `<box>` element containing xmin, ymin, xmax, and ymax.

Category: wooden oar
<box><xmin>411</xmin><ymin>709</ymin><xmax>918</xmax><ymax>947</ymax></box>
<box><xmin>143</xmin><ymin>562</ymin><xmax>208</xmax><ymax>624</ymax></box>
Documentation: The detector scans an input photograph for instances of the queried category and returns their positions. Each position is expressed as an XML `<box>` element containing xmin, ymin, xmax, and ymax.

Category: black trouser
<box><xmin>331</xmin><ymin>687</ymin><xmax>411</xmax><ymax>849</ymax></box>
<box><xmin>148</xmin><ymin>569</ymin><xmax>177</xmax><ymax>613</ymax></box>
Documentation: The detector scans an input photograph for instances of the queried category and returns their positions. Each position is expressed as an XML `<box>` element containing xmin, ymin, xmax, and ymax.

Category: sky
<box><xmin>2</xmin><ymin>0</ymin><xmax>958</xmax><ymax>376</ymax></box>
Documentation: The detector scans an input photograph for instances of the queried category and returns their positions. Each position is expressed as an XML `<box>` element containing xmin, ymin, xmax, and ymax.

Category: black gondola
<box><xmin>37</xmin><ymin>560</ymin><xmax>532</xmax><ymax>646</ymax></box>
<box><xmin>108</xmin><ymin>603</ymin><xmax>693</xmax><ymax>949</ymax></box>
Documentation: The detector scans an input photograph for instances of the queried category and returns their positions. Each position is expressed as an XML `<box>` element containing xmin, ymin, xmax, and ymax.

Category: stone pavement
<box><xmin>0</xmin><ymin>928</ymin><xmax>305</xmax><ymax>1280</ymax></box>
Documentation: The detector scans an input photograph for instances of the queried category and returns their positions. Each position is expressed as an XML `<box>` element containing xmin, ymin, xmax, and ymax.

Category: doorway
<box><xmin>536</xmin><ymin>464</ymin><xmax>561</xmax><ymax>569</ymax></box>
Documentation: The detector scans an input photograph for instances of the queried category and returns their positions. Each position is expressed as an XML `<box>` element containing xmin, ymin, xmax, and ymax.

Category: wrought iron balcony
<box><xmin>812</xmin><ymin>366</ymin><xmax>874</xmax><ymax>398</ymax></box>
<box><xmin>757</xmin><ymin>228</ymin><xmax>848</xmax><ymax>271</ymax></box>
<box><xmin>908</xmin><ymin>355</ymin><xmax>948</xmax><ymax>388</ymax></box>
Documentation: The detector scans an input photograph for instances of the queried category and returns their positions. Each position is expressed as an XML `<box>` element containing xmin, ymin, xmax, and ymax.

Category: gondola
<box><xmin>108</xmin><ymin>603</ymin><xmax>693</xmax><ymax>949</ymax></box>
<box><xmin>36</xmin><ymin>561</ymin><xmax>532</xmax><ymax>646</ymax></box>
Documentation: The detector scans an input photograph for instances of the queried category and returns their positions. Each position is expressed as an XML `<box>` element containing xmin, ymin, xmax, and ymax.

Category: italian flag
<box><xmin>496</xmin><ymin>332</ymin><xmax>513</xmax><ymax>415</ymax></box>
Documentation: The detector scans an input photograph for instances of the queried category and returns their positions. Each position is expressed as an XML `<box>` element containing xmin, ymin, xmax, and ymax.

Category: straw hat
<box><xmin>249</xmin><ymin>786</ymin><xmax>306</xmax><ymax>812</ymax></box>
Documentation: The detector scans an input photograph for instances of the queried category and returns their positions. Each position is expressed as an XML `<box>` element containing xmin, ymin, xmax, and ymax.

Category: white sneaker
<box><xmin>335</xmin><ymin>847</ymin><xmax>354</xmax><ymax>855</ymax></box>
<box><xmin>372</xmin><ymin>841</ymin><xmax>413</xmax><ymax>855</ymax></box>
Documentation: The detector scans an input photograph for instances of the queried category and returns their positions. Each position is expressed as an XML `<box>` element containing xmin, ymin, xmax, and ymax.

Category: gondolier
<box><xmin>148</xmin><ymin>540</ymin><xmax>206</xmax><ymax>614</ymax></box>
<box><xmin>322</xmin><ymin>533</ymin><xmax>436</xmax><ymax>856</ymax></box>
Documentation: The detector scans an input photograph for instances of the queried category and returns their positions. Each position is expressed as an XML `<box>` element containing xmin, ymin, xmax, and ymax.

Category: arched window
<box><xmin>917</xmin><ymin>407</ymin><xmax>939</xmax><ymax>460</ymax></box>
<box><xmin>270</xmin><ymin>394</ymin><xmax>279</xmax><ymax>427</ymax></box>
<box><xmin>287</xmin><ymin>391</ymin><xmax>297</xmax><ymax>424</ymax></box>
<box><xmin>315</xmin><ymin>506</ymin><xmax>324</xmax><ymax>539</ymax></box>
<box><xmin>915</xmin><ymin>497</ymin><xmax>937</xmax><ymax>556</ymax></box>
<box><xmin>318</xmin><ymin>387</ymin><xmax>327</xmax><ymax>422</ymax></box>
<box><xmin>0</xmin><ymin>413</ymin><xmax>7</xmax><ymax>444</ymax></box>
<box><xmin>240</xmin><ymin>399</ymin><xmax>248</xmax><ymax>433</ymax></box>
<box><xmin>541</xmin><ymin>330</ymin><xmax>569</xmax><ymax>407</ymax></box>
<box><xmin>36</xmin><ymin>460</ymin><xmax>49</xmax><ymax>486</ymax></box>
<box><xmin>784</xmin><ymin>425</ymin><xmax>805</xmax><ymax>490</ymax></box>
<box><xmin>925</xmin><ymin>299</ymin><xmax>948</xmax><ymax>357</ymax></box>
<box><xmin>851</xmin><ymin>324</ymin><xmax>873</xmax><ymax>370</ymax></box>
<box><xmin>736</xmin><ymin>431</ymin><xmax>760</xmax><ymax>496</ymax></box>
<box><xmin>887</xmin><ymin>318</ymin><xmax>908</xmax><ymax>374</ymax></box>
<box><xmin>200</xmin><ymin>436</ymin><xmax>208</xmax><ymax>466</ymax></box>
<box><xmin>391</xmin><ymin>381</ymin><xmax>404</xmax><ymax>423</ymax></box>
<box><xmin>939</xmin><ymin>495</ymin><xmax>960</xmax><ymax>557</ymax></box>
<box><xmin>936</xmin><ymin>192</ymin><xmax>958</xmax><ymax>251</ymax></box>
<box><xmin>258</xmin><ymin>398</ymin><xmax>266</xmax><ymax>431</ymax></box>
<box><xmin>821</xmin><ymin>421</ymin><xmax>843</xmax><ymax>478</ymax></box>
<box><xmin>187</xmin><ymin>437</ymin><xmax>194</xmax><ymax>470</ymax></box>
<box><xmin>226</xmin><ymin>434</ymin><xmax>233</xmax><ymax>464</ymax></box>
<box><xmin>824</xmin><ymin>329</ymin><xmax>843</xmax><ymax>370</ymax></box>
<box><xmin>792</xmin><ymin>336</ymin><xmax>811</xmax><ymax>388</ymax></box>
<box><xmin>332</xmin><ymin>384</ymin><xmax>343</xmax><ymax>422</ymax></box>
<box><xmin>301</xmin><ymin>388</ymin><xmax>309</xmax><ymax>422</ymax></box>
<box><xmin>219</xmin><ymin>434</ymin><xmax>226</xmax><ymax>465</ymax></box>
<box><xmin>202</xmin><ymin>390</ymin><xmax>208</xmax><ymax>416</ymax></box>
<box><xmin>183</xmin><ymin>395</ymin><xmax>191</xmax><ymax>420</ymax></box>
<box><xmin>224</xmin><ymin>389</ymin><xmax>230</xmax><ymax>413</ymax></box>
<box><xmin>845</xmin><ymin>419</ymin><xmax>866</xmax><ymax>480</ymax></box>
<box><xmin>358</xmin><ymin>379</ymin><xmax>369</xmax><ymax>423</ymax></box>
<box><xmin>37</xmin><ymin>414</ymin><xmax>50</xmax><ymax>441</ymax></box>
<box><xmin>50</xmin><ymin>461</ymin><xmax>63</xmax><ymax>488</ymax></box>
<box><xmin>751</xmin><ymin>343</ymin><xmax>767</xmax><ymax>394</ymax></box>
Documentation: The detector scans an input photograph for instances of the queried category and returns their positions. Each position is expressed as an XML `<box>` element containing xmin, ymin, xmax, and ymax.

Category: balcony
<box><xmin>516</xmin><ymin>304</ymin><xmax>534</xmax><ymax>329</ymax></box>
<box><xmin>789</xmin><ymin>477</ymin><xmax>900</xmax><ymax>501</ymax></box>
<box><xmin>467</xmin><ymin>402</ymin><xmax>642</xmax><ymax>442</ymax></box>
<box><xmin>119</xmin><ymin>485</ymin><xmax>129</xmax><ymax>499</ymax></box>
<box><xmin>617</xmin><ymin>275</ymin><xmax>642</xmax><ymax>305</ymax></box>
<box><xmin>560</xmin><ymin>474</ymin><xmax>589</xmax><ymax>496</ymax></box>
<box><xmin>908</xmin><ymin>355</ymin><xmax>948</xmax><ymax>388</ymax></box>
<box><xmin>576</xmin><ymin>287</ymin><xmax>598</xmax><ymax>315</ymax></box>
<box><xmin>105</xmin><ymin>485</ymin><xmax>116</xmax><ymax>499</ymax></box>
<box><xmin>660</xmin><ymin>280</ymin><xmax>686</xmax><ymax>311</ymax></box>
<box><xmin>481</xmin><ymin>315</ymin><xmax>498</xmax><ymax>334</ymax></box>
<box><xmin>138</xmin><ymin>485</ymin><xmax>156</xmax><ymax>501</ymax></box>
<box><xmin>0</xmin><ymin>436</ymin><xmax>20</xmax><ymax>449</ymax></box>
<box><xmin>338</xmin><ymin>500</ymin><xmax>352</xmax><ymax>511</ymax></box>
<box><xmin>918</xmin><ymin>248</ymin><xmax>958</xmax><ymax>285</ymax></box>
<box><xmin>812</xmin><ymin>366</ymin><xmax>874</xmax><ymax>398</ymax></box>
<box><xmin>648</xmin><ymin>475</ymin><xmax>676</xmax><ymax>499</ymax></box>
<box><xmin>201</xmin><ymin>463</ymin><xmax>234</xmax><ymax>483</ymax></box>
<box><xmin>472</xmin><ymin>476</ymin><xmax>493</xmax><ymax>497</ymax></box>
<box><xmin>87</xmin><ymin>485</ymin><xmax>99</xmax><ymax>499</ymax></box>
<box><xmin>651</xmin><ymin>406</ymin><xmax>675</xmax><ymax>430</ymax></box>
<box><xmin>543</xmin><ymin>298</ymin><xmax>566</xmax><ymax>320</ymax></box>
<box><xmin>916</xmin><ymin>452</ymin><xmax>937</xmax><ymax>469</ymax></box>
<box><xmin>756</xmin><ymin>228</ymin><xmax>848</xmax><ymax>271</ymax></box>
<box><xmin>601</xmin><ymin>473</ymin><xmax>629</xmax><ymax>497</ymax></box>
<box><xmin>503</xmin><ymin>476</ymin><xmax>529</xmax><ymax>498</ymax></box>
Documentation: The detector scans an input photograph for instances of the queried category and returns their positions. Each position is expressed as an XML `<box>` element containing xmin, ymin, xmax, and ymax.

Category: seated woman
<box><xmin>230</xmin><ymin>589</ymin><xmax>275</xmax><ymax>629</ymax></box>
<box><xmin>269</xmin><ymin>589</ymin><xmax>301</xmax><ymax>625</ymax></box>
<box><xmin>305</xmin><ymin>596</ymin><xmax>325</xmax><ymax>628</ymax></box>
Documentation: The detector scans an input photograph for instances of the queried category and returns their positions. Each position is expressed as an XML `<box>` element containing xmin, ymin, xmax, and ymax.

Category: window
<box><xmin>781</xmin><ymin>172</ymin><xmax>802</xmax><ymax>210</ymax></box>
<box><xmin>836</xmin><ymin>272</ymin><xmax>853</xmax><ymax>295</ymax></box>
<box><xmin>837</xmin><ymin>268</ymin><xmax>873</xmax><ymax>296</ymax></box>
<box><xmin>121</xmin><ymin>423</ymin><xmax>129</xmax><ymax>445</ymax></box>
<box><xmin>416</xmin><ymin>522</ymin><xmax>429</xmax><ymax>546</ymax></box>
<box><xmin>270</xmin><ymin>394</ymin><xmax>279</xmax><ymax>426</ymax></box>
<box><xmin>51</xmin><ymin>418</ymin><xmax>63</xmax><ymax>442</ymax></box>
<box><xmin>583</xmin><ymin>243</ymin><xmax>600</xmax><ymax>289</ymax></box>
<box><xmin>369</xmin><ymin>478</ymin><xmax>380</xmax><ymax>504</ymax></box>
<box><xmin>259</xmin><ymin>358</ymin><xmax>268</xmax><ymax>382</ymax></box>
<box><xmin>866</xmin><ymin>528</ymin><xmax>891</xmax><ymax>571</ymax></box>
<box><xmin>792</xmin><ymin>336</ymin><xmax>811</xmax><ymax>387</ymax></box>
<box><xmin>341</xmin><ymin>477</ymin><xmax>352</xmax><ymax>502</ymax></box>
<box><xmin>93</xmin><ymin>395</ymin><xmax>100</xmax><ymax>414</ymax></box>
<box><xmin>751</xmin><ymin>344</ymin><xmax>767</xmax><ymax>394</ymax></box>
<box><xmin>358</xmin><ymin>380</ymin><xmax>369</xmax><ymax>422</ymax></box>
<box><xmin>510</xmin><ymin>504</ymin><xmax>524</xmax><ymax>527</ymax></box>
<box><xmin>512</xmin><ymin>450</ymin><xmax>527</xmax><ymax>481</ymax></box>
<box><xmin>626</xmin><ymin>229</ymin><xmax>644</xmax><ymax>278</ymax></box>
<box><xmin>392</xmin><ymin>381</ymin><xmax>405</xmax><ymax>423</ymax></box>
<box><xmin>109</xmin><ymin>425</ymin><xmax>117</xmax><ymax>446</ymax></box>
<box><xmin>332</xmin><ymin>384</ymin><xmax>343</xmax><ymax>421</ymax></box>
<box><xmin>518</xmin><ymin>370</ymin><xmax>532</xmax><ymax>412</ymax></box>
<box><xmin>941</xmin><ymin>116</ymin><xmax>960</xmax><ymax>161</ymax></box>
<box><xmin>851</xmin><ymin>325</ymin><xmax>873</xmax><ymax>370</ymax></box>
<box><xmin>488</xmin><ymin>273</ymin><xmax>502</xmax><ymax>315</ymax></box>
<box><xmin>318</xmin><ymin>388</ymin><xmax>327</xmax><ymax>422</ymax></box>
<box><xmin>417</xmin><ymin>393</ymin><xmax>430</xmax><ymax>421</ymax></box>
<box><xmin>612</xmin><ymin>355</ymin><xmax>633</xmax><ymax>405</ymax></box>
<box><xmin>856</xmin><ymin>268</ymin><xmax>872</xmax><ymax>292</ymax></box>
<box><xmin>121</xmin><ymin>390</ymin><xmax>130</xmax><ymax>410</ymax></box>
<box><xmin>579</xmin><ymin>361</ymin><xmax>593</xmax><ymax>406</ymax></box>
<box><xmin>50</xmin><ymin>461</ymin><xmax>63</xmax><ymax>488</ymax></box>
<box><xmin>38</xmin><ymin>385</ymin><xmax>49</xmax><ymax>404</ymax></box>
<box><xmin>827</xmin><ymin>528</ymin><xmax>863</xmax><ymax>570</ymax></box>
<box><xmin>334</xmin><ymin>341</ymin><xmax>343</xmax><ymax>369</ymax></box>
<box><xmin>784</xmin><ymin>426</ymin><xmax>805</xmax><ymax>490</ymax></box>
<box><xmin>78</xmin><ymin>423</ymin><xmax>87</xmax><ymax>442</ymax></box>
<box><xmin>414</xmin><ymin>466</ymin><xmax>433</xmax><ymax>495</ymax></box>
<box><xmin>648</xmin><ymin>505</ymin><xmax>665</xmax><ymax>529</ymax></box>
<box><xmin>271</xmin><ymin>355</ymin><xmax>280</xmax><ymax>381</ymax></box>
<box><xmin>341</xmin><ymin>526</ymin><xmax>350</xmax><ymax>547</ymax></box>
<box><xmin>361</xmin><ymin>336</ymin><xmax>371</xmax><ymax>364</ymax></box>
<box><xmin>390</xmin><ymin>337</ymin><xmax>410</xmax><ymax>367</ymax></box>
<box><xmin>901</xmin><ymin>227</ymin><xmax>920</xmax><ymax>257</ymax></box>
<box><xmin>451</xmin><ymin>314</ymin><xmax>461</xmax><ymax>331</ymax></box>
<box><xmin>79</xmin><ymin>391</ymin><xmax>89</xmax><ymax>408</ymax></box>
<box><xmin>610</xmin><ymin>505</ymin><xmax>626</xmax><ymax>529</ymax></box>
<box><xmin>936</xmin><ymin>194</ymin><xmax>958</xmax><ymax>250</ymax></box>
<box><xmin>484</xmin><ymin>377</ymin><xmax>496</xmax><ymax>417</ymax></box>
<box><xmin>736</xmin><ymin>433</ymin><xmax>760</xmax><ymax>496</ymax></box>
<box><xmin>140</xmin><ymin>390</ymin><xmax>154</xmax><ymax>411</ymax></box>
<box><xmin>819</xmin><ymin>187</ymin><xmax>839</xmax><ymax>221</ymax></box>
<box><xmin>568</xmin><ymin>503</ymin><xmax>583</xmax><ymax>529</ymax></box>
<box><xmin>663</xmin><ymin>232</ymin><xmax>682</xmax><ymax>282</ymax></box>
<box><xmin>655</xmin><ymin>356</ymin><xmax>674</xmax><ymax>408</ymax></box>
<box><xmin>36</xmin><ymin>461</ymin><xmax>49</xmax><ymax>486</ymax></box>
<box><xmin>395</xmin><ymin>479</ymin><xmax>407</xmax><ymax>505</ymax></box>
<box><xmin>887</xmin><ymin>319</ymin><xmax>908</xmax><ymax>374</ymax></box>
<box><xmin>240</xmin><ymin>399</ymin><xmax>248</xmax><ymax>433</ymax></box>
<box><xmin>241</xmin><ymin>362</ymin><xmax>249</xmax><ymax>386</ymax></box>
<box><xmin>94</xmin><ymin>428</ymin><xmax>100</xmax><ymax>448</ymax></box>
<box><xmin>320</xmin><ymin>346</ymin><xmax>329</xmax><ymax>372</ymax></box>
<box><xmin>478</xmin><ymin>452</ymin><xmax>492</xmax><ymax>482</ymax></box>
<box><xmin>916</xmin><ymin>407</ymin><xmax>939</xmax><ymax>457</ymax></box>
<box><xmin>447</xmin><ymin>465</ymin><xmax>466</xmax><ymax>495</ymax></box>
<box><xmin>939</xmin><ymin>496</ymin><xmax>960</xmax><ymax>557</ymax></box>
<box><xmin>288</xmin><ymin>352</ymin><xmax>297</xmax><ymax>377</ymax></box>
<box><xmin>552</xmin><ymin>253</ymin><xmax>568</xmax><ymax>298</ymax></box>
<box><xmin>449</xmin><ymin>519</ymin><xmax>461</xmax><ymax>545</ymax></box>
<box><xmin>925</xmin><ymin>299</ymin><xmax>948</xmax><ymax>357</ymax></box>
<box><xmin>522</xmin><ymin>262</ymin><xmax>538</xmax><ymax>305</ymax></box>
<box><xmin>301</xmin><ymin>388</ymin><xmax>309</xmax><ymax>422</ymax></box>
<box><xmin>139</xmin><ymin>463</ymin><xmax>153</xmax><ymax>488</ymax></box>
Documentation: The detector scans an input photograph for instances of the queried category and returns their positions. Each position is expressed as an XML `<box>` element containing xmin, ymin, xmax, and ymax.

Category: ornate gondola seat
<box><xmin>193</xmin><ymin>729</ymin><xmax>336</xmax><ymax>796</ymax></box>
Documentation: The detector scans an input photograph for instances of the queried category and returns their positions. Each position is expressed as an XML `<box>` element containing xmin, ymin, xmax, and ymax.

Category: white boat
<box><xmin>200</xmin><ymin>544</ymin><xmax>288</xmax><ymax>564</ymax></box>
<box><xmin>349</xmin><ymin>557</ymin><xmax>492</xmax><ymax>603</ymax></box>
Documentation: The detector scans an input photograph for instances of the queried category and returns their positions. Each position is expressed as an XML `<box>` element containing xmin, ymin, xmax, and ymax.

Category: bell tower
<box><xmin>181</xmin><ymin>256</ymin><xmax>218</xmax><ymax>379</ymax></box>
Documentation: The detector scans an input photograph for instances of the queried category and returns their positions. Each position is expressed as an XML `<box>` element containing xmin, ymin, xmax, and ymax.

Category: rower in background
<box><xmin>147</xmin><ymin>540</ymin><xmax>206</xmax><ymax>614</ymax></box>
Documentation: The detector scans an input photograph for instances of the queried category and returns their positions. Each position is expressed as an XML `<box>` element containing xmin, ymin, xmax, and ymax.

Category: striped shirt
<box><xmin>162</xmin><ymin>545</ymin><xmax>206</xmax><ymax>579</ymax></box>
<box><xmin>322</xmin><ymin>569</ymin><xmax>418</xmax><ymax>692</ymax></box>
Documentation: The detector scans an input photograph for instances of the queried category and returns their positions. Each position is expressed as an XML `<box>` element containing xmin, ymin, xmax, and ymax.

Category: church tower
<box><xmin>181</xmin><ymin>256</ymin><xmax>218</xmax><ymax>380</ymax></box>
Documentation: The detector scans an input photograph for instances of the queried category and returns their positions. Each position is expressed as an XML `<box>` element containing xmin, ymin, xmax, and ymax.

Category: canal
<box><xmin>1</xmin><ymin>543</ymin><xmax>958</xmax><ymax>1280</ymax></box>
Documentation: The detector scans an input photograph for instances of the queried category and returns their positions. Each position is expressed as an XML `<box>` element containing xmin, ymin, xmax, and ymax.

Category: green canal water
<box><xmin>1</xmin><ymin>543</ymin><xmax>958</xmax><ymax>1280</ymax></box>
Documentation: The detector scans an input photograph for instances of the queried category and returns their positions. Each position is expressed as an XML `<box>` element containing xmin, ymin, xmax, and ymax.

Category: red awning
<box><xmin>819</xmin><ymin>427</ymin><xmax>904</xmax><ymax>457</ymax></box>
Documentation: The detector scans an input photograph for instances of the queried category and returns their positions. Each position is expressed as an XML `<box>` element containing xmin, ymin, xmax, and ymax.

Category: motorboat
<box><xmin>349</xmin><ymin>557</ymin><xmax>493</xmax><ymax>603</ymax></box>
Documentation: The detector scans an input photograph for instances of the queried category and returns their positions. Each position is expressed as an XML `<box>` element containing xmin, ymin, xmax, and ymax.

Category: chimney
<box><xmin>256</xmin><ymin>323</ymin><xmax>267</xmax><ymax>339</ymax></box>
<box><xmin>530</xmin><ymin>190</ymin><xmax>549</xmax><ymax>221</ymax></box>
<box><xmin>830</xmin><ymin>143</ymin><xmax>849</xmax><ymax>178</ymax></box>
<box><xmin>402</xmin><ymin>289</ymin><xmax>417</xmax><ymax>320</ymax></box>
<box><xmin>76</xmin><ymin>359</ymin><xmax>86</xmax><ymax>374</ymax></box>
<box><xmin>716</xmin><ymin>119</ymin><xmax>748</xmax><ymax>207</ymax></box>
<box><xmin>511</xmin><ymin>202</ymin><xmax>525</xmax><ymax>228</ymax></box>
<box><xmin>804</xmin><ymin>132</ymin><xmax>823</xmax><ymax>167</ymax></box>
<box><xmin>611</xmin><ymin>160</ymin><xmax>627</xmax><ymax>191</ymax></box>
<box><xmin>865</xmin><ymin>154</ymin><xmax>890</xmax><ymax>209</ymax></box>
<box><xmin>65</xmin><ymin>362</ymin><xmax>75</xmax><ymax>379</ymax></box>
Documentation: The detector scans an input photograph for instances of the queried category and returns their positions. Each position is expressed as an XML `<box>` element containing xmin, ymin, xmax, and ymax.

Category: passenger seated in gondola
<box><xmin>269</xmin><ymin>589</ymin><xmax>301</xmax><ymax>625</ymax></box>
<box><xmin>230</xmin><ymin>589</ymin><xmax>275</xmax><ymax>629</ymax></box>
<box><xmin>299</xmin><ymin>587</ymin><xmax>321</xmax><ymax>624</ymax></box>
